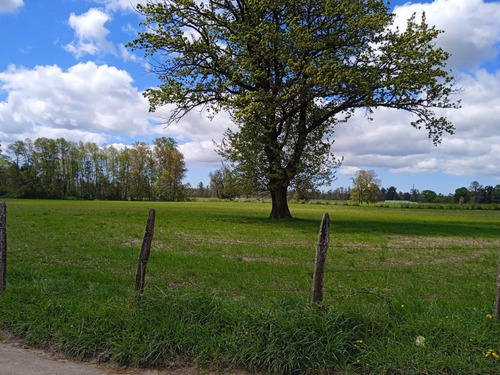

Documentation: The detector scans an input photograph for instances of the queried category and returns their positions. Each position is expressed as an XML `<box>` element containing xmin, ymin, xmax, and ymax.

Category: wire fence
<box><xmin>2</xmin><ymin>202</ymin><xmax>499</xmax><ymax>312</ymax></box>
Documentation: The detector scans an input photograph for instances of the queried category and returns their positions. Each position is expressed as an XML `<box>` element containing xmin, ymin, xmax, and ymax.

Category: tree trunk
<box><xmin>270</xmin><ymin>186</ymin><xmax>292</xmax><ymax>219</ymax></box>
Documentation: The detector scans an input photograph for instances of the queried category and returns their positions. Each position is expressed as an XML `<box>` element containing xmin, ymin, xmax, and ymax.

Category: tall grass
<box><xmin>1</xmin><ymin>199</ymin><xmax>499</xmax><ymax>374</ymax></box>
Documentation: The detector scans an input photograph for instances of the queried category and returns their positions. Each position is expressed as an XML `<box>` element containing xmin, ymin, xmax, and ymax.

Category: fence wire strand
<box><xmin>6</xmin><ymin>235</ymin><xmax>499</xmax><ymax>306</ymax></box>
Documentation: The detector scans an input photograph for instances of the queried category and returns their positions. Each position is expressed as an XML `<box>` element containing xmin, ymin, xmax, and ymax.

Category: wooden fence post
<box><xmin>135</xmin><ymin>209</ymin><xmax>156</xmax><ymax>295</ymax></box>
<box><xmin>494</xmin><ymin>241</ymin><xmax>500</xmax><ymax>319</ymax></box>
<box><xmin>311</xmin><ymin>213</ymin><xmax>330</xmax><ymax>304</ymax></box>
<box><xmin>0</xmin><ymin>202</ymin><xmax>6</xmax><ymax>293</ymax></box>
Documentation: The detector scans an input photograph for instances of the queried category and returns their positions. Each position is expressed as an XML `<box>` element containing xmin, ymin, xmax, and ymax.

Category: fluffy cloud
<box><xmin>333</xmin><ymin>67</ymin><xmax>500</xmax><ymax>178</ymax></box>
<box><xmin>178</xmin><ymin>140</ymin><xmax>222</xmax><ymax>166</ymax></box>
<box><xmin>393</xmin><ymin>0</ymin><xmax>500</xmax><ymax>71</ymax></box>
<box><xmin>87</xmin><ymin>0</ymin><xmax>148</xmax><ymax>13</ymax></box>
<box><xmin>326</xmin><ymin>0</ymin><xmax>500</xmax><ymax>181</ymax></box>
<box><xmin>102</xmin><ymin>0</ymin><xmax>148</xmax><ymax>13</ymax></box>
<box><xmin>64</xmin><ymin>8</ymin><xmax>116</xmax><ymax>58</ymax></box>
<box><xmin>0</xmin><ymin>62</ymin><xmax>152</xmax><ymax>143</ymax></box>
<box><xmin>2</xmin><ymin>0</ymin><xmax>499</xmax><ymax>187</ymax></box>
<box><xmin>0</xmin><ymin>61</ymin><xmax>231</xmax><ymax>167</ymax></box>
<box><xmin>162</xmin><ymin>0</ymin><xmax>500</xmax><ymax>180</ymax></box>
<box><xmin>0</xmin><ymin>0</ymin><xmax>23</xmax><ymax>13</ymax></box>
<box><xmin>150</xmin><ymin>106</ymin><xmax>235</xmax><ymax>142</ymax></box>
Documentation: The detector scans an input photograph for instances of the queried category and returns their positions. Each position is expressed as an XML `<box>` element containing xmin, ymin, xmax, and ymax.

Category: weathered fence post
<box><xmin>0</xmin><ymin>202</ymin><xmax>6</xmax><ymax>293</ymax></box>
<box><xmin>494</xmin><ymin>241</ymin><xmax>500</xmax><ymax>319</ymax></box>
<box><xmin>311</xmin><ymin>213</ymin><xmax>330</xmax><ymax>304</ymax></box>
<box><xmin>135</xmin><ymin>209</ymin><xmax>156</xmax><ymax>295</ymax></box>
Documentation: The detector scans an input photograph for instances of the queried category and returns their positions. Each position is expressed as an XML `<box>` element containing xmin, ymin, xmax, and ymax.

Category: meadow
<box><xmin>0</xmin><ymin>199</ymin><xmax>499</xmax><ymax>374</ymax></box>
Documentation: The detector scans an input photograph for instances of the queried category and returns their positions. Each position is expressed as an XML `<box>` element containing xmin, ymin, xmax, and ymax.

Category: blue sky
<box><xmin>1</xmin><ymin>0</ymin><xmax>500</xmax><ymax>195</ymax></box>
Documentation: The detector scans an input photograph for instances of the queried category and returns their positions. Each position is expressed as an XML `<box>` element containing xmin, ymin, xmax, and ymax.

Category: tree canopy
<box><xmin>350</xmin><ymin>169</ymin><xmax>381</xmax><ymax>204</ymax></box>
<box><xmin>1</xmin><ymin>137</ymin><xmax>186</xmax><ymax>201</ymax></box>
<box><xmin>129</xmin><ymin>0</ymin><xmax>460</xmax><ymax>218</ymax></box>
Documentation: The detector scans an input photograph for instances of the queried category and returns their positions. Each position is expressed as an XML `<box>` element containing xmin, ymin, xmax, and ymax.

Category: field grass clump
<box><xmin>1</xmin><ymin>199</ymin><xmax>500</xmax><ymax>374</ymax></box>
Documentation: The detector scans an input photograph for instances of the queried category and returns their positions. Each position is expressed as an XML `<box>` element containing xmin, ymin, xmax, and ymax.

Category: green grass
<box><xmin>1</xmin><ymin>199</ymin><xmax>500</xmax><ymax>374</ymax></box>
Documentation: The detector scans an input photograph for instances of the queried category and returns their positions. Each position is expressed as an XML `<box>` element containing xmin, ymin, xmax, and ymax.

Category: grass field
<box><xmin>0</xmin><ymin>199</ymin><xmax>499</xmax><ymax>374</ymax></box>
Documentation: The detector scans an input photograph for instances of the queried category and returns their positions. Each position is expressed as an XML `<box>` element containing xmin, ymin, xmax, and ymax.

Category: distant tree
<box><xmin>410</xmin><ymin>188</ymin><xmax>421</xmax><ymax>202</ymax></box>
<box><xmin>436</xmin><ymin>193</ymin><xmax>453</xmax><ymax>204</ymax></box>
<box><xmin>153</xmin><ymin>137</ymin><xmax>187</xmax><ymax>201</ymax></box>
<box><xmin>0</xmin><ymin>142</ymin><xmax>8</xmax><ymax>195</ymax></box>
<box><xmin>292</xmin><ymin>175</ymin><xmax>319</xmax><ymax>202</ymax></box>
<box><xmin>314</xmin><ymin>187</ymin><xmax>349</xmax><ymax>200</ymax></box>
<box><xmin>350</xmin><ymin>170</ymin><xmax>381</xmax><ymax>204</ymax></box>
<box><xmin>332</xmin><ymin>187</ymin><xmax>350</xmax><ymax>201</ymax></box>
<box><xmin>105</xmin><ymin>145</ymin><xmax>122</xmax><ymax>200</ymax></box>
<box><xmin>33</xmin><ymin>137</ymin><xmax>60</xmax><ymax>198</ymax></box>
<box><xmin>491</xmin><ymin>185</ymin><xmax>500</xmax><ymax>204</ymax></box>
<box><xmin>454</xmin><ymin>187</ymin><xmax>470</xmax><ymax>204</ymax></box>
<box><xmin>401</xmin><ymin>191</ymin><xmax>411</xmax><ymax>201</ymax></box>
<box><xmin>0</xmin><ymin>140</ymin><xmax>7</xmax><ymax>162</ymax></box>
<box><xmin>195</xmin><ymin>182</ymin><xmax>208</xmax><ymax>198</ymax></box>
<box><xmin>421</xmin><ymin>189</ymin><xmax>437</xmax><ymax>203</ymax></box>
<box><xmin>384</xmin><ymin>186</ymin><xmax>400</xmax><ymax>201</ymax></box>
<box><xmin>128</xmin><ymin>142</ymin><xmax>153</xmax><ymax>200</ymax></box>
<box><xmin>129</xmin><ymin>0</ymin><xmax>459</xmax><ymax>219</ymax></box>
<box><xmin>209</xmin><ymin>166</ymin><xmax>241</xmax><ymax>200</ymax></box>
<box><xmin>482</xmin><ymin>185</ymin><xmax>493</xmax><ymax>204</ymax></box>
<box><xmin>468</xmin><ymin>181</ymin><xmax>482</xmax><ymax>204</ymax></box>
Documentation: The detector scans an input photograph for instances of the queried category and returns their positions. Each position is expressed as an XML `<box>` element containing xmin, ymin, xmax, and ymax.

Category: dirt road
<box><xmin>0</xmin><ymin>341</ymin><xmax>111</xmax><ymax>375</ymax></box>
<box><xmin>0</xmin><ymin>334</ymin><xmax>249</xmax><ymax>375</ymax></box>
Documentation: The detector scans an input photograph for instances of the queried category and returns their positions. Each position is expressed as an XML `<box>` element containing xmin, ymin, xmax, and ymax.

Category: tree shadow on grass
<box><xmin>332</xmin><ymin>218</ymin><xmax>499</xmax><ymax>239</ymax></box>
<box><xmin>213</xmin><ymin>214</ymin><xmax>499</xmax><ymax>239</ymax></box>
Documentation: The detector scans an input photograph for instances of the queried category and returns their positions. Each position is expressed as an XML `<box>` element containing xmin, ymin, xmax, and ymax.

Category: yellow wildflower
<box><xmin>485</xmin><ymin>349</ymin><xmax>499</xmax><ymax>358</ymax></box>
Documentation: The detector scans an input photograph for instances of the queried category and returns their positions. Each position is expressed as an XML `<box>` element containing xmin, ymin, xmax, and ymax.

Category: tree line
<box><xmin>346</xmin><ymin>170</ymin><xmax>500</xmax><ymax>205</ymax></box>
<box><xmin>0</xmin><ymin>137</ymin><xmax>186</xmax><ymax>201</ymax></box>
<box><xmin>2</xmin><ymin>140</ymin><xmax>498</xmax><ymax>205</ymax></box>
<box><xmin>202</xmin><ymin>167</ymin><xmax>500</xmax><ymax>205</ymax></box>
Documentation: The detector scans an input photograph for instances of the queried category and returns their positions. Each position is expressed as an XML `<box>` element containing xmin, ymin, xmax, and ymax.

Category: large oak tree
<box><xmin>129</xmin><ymin>0</ymin><xmax>459</xmax><ymax>219</ymax></box>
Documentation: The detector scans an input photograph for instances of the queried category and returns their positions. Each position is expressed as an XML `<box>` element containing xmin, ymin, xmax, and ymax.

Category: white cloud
<box><xmin>150</xmin><ymin>107</ymin><xmax>236</xmax><ymax>142</ymax></box>
<box><xmin>393</xmin><ymin>0</ymin><xmax>500</xmax><ymax>71</ymax></box>
<box><xmin>339</xmin><ymin>166</ymin><xmax>360</xmax><ymax>176</ymax></box>
<box><xmin>30</xmin><ymin>125</ymin><xmax>108</xmax><ymax>145</ymax></box>
<box><xmin>64</xmin><ymin>8</ymin><xmax>116</xmax><ymax>58</ymax></box>
<box><xmin>1</xmin><ymin>0</ymin><xmax>498</xmax><ymax>189</ymax></box>
<box><xmin>0</xmin><ymin>0</ymin><xmax>23</xmax><ymax>13</ymax></box>
<box><xmin>118</xmin><ymin>43</ymin><xmax>138</xmax><ymax>62</ymax></box>
<box><xmin>0</xmin><ymin>62</ymin><xmax>153</xmax><ymax>144</ymax></box>
<box><xmin>90</xmin><ymin>0</ymin><xmax>148</xmax><ymax>13</ymax></box>
<box><xmin>327</xmin><ymin>1</ymin><xmax>500</xmax><ymax>181</ymax></box>
<box><xmin>178</xmin><ymin>140</ymin><xmax>222</xmax><ymax>166</ymax></box>
<box><xmin>333</xmin><ymin>67</ymin><xmax>500</xmax><ymax>179</ymax></box>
